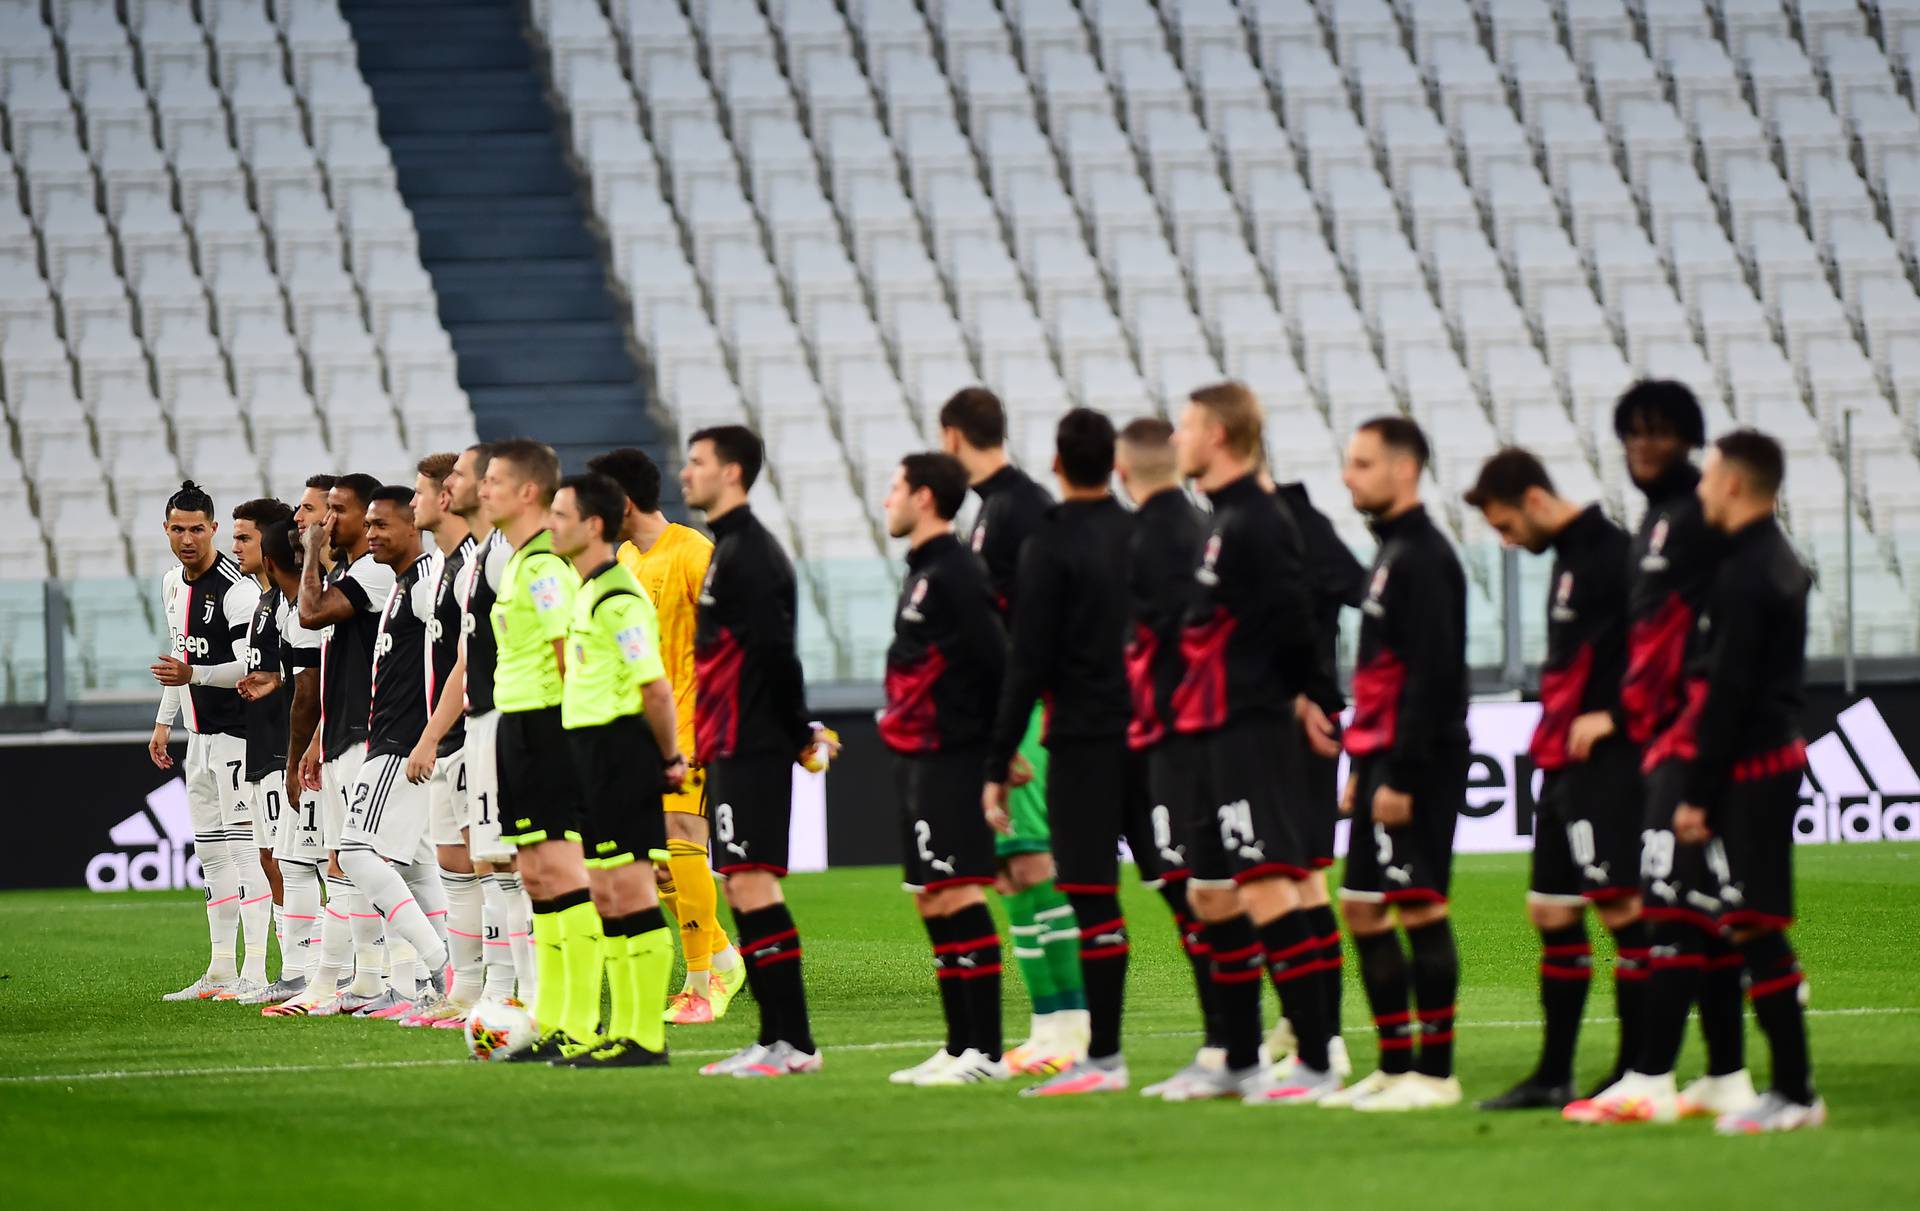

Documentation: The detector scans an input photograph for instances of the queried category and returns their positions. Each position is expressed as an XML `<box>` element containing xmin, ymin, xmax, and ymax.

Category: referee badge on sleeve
<box><xmin>616</xmin><ymin>625</ymin><xmax>652</xmax><ymax>663</ymax></box>
<box><xmin>530</xmin><ymin>575</ymin><xmax>563</xmax><ymax>613</ymax></box>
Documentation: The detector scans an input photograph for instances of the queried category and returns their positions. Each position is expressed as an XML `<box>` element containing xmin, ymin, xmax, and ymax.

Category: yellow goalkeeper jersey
<box><xmin>618</xmin><ymin>522</ymin><xmax>712</xmax><ymax>761</ymax></box>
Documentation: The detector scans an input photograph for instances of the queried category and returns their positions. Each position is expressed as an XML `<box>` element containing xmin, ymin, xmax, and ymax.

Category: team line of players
<box><xmin>869</xmin><ymin>380</ymin><xmax>1820</xmax><ymax>1131</ymax></box>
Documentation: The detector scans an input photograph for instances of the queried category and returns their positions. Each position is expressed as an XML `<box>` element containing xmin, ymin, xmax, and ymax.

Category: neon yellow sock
<box><xmin>601</xmin><ymin>930</ymin><xmax>634</xmax><ymax>1042</ymax></box>
<box><xmin>531</xmin><ymin>909</ymin><xmax>567</xmax><ymax>1037</ymax></box>
<box><xmin>628</xmin><ymin>925</ymin><xmax>673</xmax><ymax>1053</ymax></box>
<box><xmin>557</xmin><ymin>900</ymin><xmax>605</xmax><ymax>1043</ymax></box>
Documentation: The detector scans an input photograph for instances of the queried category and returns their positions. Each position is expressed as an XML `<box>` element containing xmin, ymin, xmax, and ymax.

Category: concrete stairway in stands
<box><xmin>341</xmin><ymin>0</ymin><xmax>675</xmax><ymax>492</ymax></box>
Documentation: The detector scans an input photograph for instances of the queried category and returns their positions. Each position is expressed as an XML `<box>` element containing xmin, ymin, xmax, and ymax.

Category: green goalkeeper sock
<box><xmin>1005</xmin><ymin>887</ymin><xmax>1061</xmax><ymax>1015</ymax></box>
<box><xmin>627</xmin><ymin>912</ymin><xmax>673</xmax><ymax>1053</ymax></box>
<box><xmin>556</xmin><ymin>898</ymin><xmax>605</xmax><ymax>1043</ymax></box>
<box><xmin>1033</xmin><ymin>881</ymin><xmax>1086</xmax><ymax>1012</ymax></box>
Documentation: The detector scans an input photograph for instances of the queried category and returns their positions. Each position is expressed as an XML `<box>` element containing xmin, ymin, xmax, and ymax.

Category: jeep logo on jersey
<box><xmin>427</xmin><ymin>617</ymin><xmax>444</xmax><ymax>642</ymax></box>
<box><xmin>374</xmin><ymin>632</ymin><xmax>394</xmax><ymax>657</ymax></box>
<box><xmin>180</xmin><ymin>634</ymin><xmax>210</xmax><ymax>659</ymax></box>
<box><xmin>462</xmin><ymin>612</ymin><xmax>478</xmax><ymax>636</ymax></box>
<box><xmin>900</xmin><ymin>576</ymin><xmax>929</xmax><ymax>623</ymax></box>
<box><xmin>86</xmin><ymin>778</ymin><xmax>203</xmax><ymax>892</ymax></box>
<box><xmin>1196</xmin><ymin>534</ymin><xmax>1223</xmax><ymax>586</ymax></box>
<box><xmin>1551</xmin><ymin>571</ymin><xmax>1576</xmax><ymax>622</ymax></box>
<box><xmin>1642</xmin><ymin>516</ymin><xmax>1671</xmax><ymax>572</ymax></box>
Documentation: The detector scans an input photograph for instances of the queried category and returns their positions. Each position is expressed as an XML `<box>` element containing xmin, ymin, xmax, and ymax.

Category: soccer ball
<box><xmin>465</xmin><ymin>998</ymin><xmax>537</xmax><ymax>1062</ymax></box>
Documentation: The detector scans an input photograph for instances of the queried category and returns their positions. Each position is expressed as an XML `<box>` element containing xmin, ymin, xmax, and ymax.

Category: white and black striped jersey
<box><xmin>458</xmin><ymin>530</ymin><xmax>509</xmax><ymax>717</ymax></box>
<box><xmin>243</xmin><ymin>585</ymin><xmax>287</xmax><ymax>780</ymax></box>
<box><xmin>158</xmin><ymin>554</ymin><xmax>259</xmax><ymax>737</ymax></box>
<box><xmin>273</xmin><ymin>590</ymin><xmax>323</xmax><ymax>770</ymax></box>
<box><xmin>368</xmin><ymin>551</ymin><xmax>438</xmax><ymax>759</ymax></box>
<box><xmin>431</xmin><ymin>535</ymin><xmax>474</xmax><ymax>756</ymax></box>
<box><xmin>319</xmin><ymin>551</ymin><xmax>395</xmax><ymax>761</ymax></box>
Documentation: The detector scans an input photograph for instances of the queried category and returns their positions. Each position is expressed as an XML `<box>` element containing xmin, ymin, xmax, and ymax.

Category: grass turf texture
<box><xmin>3</xmin><ymin>847</ymin><xmax>1917</xmax><ymax>1208</ymax></box>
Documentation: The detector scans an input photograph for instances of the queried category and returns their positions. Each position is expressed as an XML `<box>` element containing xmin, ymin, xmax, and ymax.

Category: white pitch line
<box><xmin>5</xmin><ymin>1007</ymin><xmax>1913</xmax><ymax>1086</ymax></box>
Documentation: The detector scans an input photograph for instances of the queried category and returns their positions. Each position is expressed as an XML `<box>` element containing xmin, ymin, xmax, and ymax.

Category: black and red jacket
<box><xmin>1644</xmin><ymin>516</ymin><xmax>1810</xmax><ymax>808</ymax></box>
<box><xmin>1171</xmin><ymin>474</ymin><xmax>1335</xmax><ymax>735</ymax></box>
<box><xmin>692</xmin><ymin>505</ymin><xmax>813</xmax><ymax>764</ymax></box>
<box><xmin>1529</xmin><ymin>504</ymin><xmax>1632</xmax><ymax>771</ymax></box>
<box><xmin>969</xmin><ymin>463</ymin><xmax>1053</xmax><ymax>620</ymax></box>
<box><xmin>1275</xmin><ymin>479</ymin><xmax>1369</xmax><ymax>714</ymax></box>
<box><xmin>1620</xmin><ymin>462</ymin><xmax>1722</xmax><ymax>746</ymax></box>
<box><xmin>1342</xmin><ymin>503</ymin><xmax>1469</xmax><ymax>788</ymax></box>
<box><xmin>1125</xmin><ymin>487</ymin><xmax>1207</xmax><ymax>751</ymax></box>
<box><xmin>986</xmin><ymin>496</ymin><xmax>1133</xmax><ymax>781</ymax></box>
<box><xmin>879</xmin><ymin>532</ymin><xmax>1007</xmax><ymax>755</ymax></box>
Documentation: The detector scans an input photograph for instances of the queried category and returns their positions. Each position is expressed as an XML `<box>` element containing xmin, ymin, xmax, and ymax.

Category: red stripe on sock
<box><xmin>1377</xmin><ymin>1036</ymin><xmax>1415</xmax><ymax>1050</ymax></box>
<box><xmin>1374</xmin><ymin>1011</ymin><xmax>1413</xmax><ymax>1026</ymax></box>
<box><xmin>961</xmin><ymin>963</ymin><xmax>1003</xmax><ymax>978</ymax></box>
<box><xmin>1265</xmin><ymin>936</ymin><xmax>1319</xmax><ymax>963</ymax></box>
<box><xmin>1747</xmin><ymin>971</ymin><xmax>1804</xmax><ymax>1002</ymax></box>
<box><xmin>934</xmin><ymin>934</ymin><xmax>1001</xmax><ymax>955</ymax></box>
<box><xmin>1542</xmin><ymin>964</ymin><xmax>1593</xmax><ymax>980</ymax></box>
<box><xmin>448</xmin><ymin>928</ymin><xmax>483</xmax><ymax>939</ymax></box>
<box><xmin>1650</xmin><ymin>953</ymin><xmax>1706</xmax><ymax>970</ymax></box>
<box><xmin>755</xmin><ymin>947</ymin><xmax>802</xmax><ymax>966</ymax></box>
<box><xmin>1079</xmin><ymin>917</ymin><xmax>1126</xmax><ymax>938</ymax></box>
<box><xmin>1421</xmin><ymin>1030</ymin><xmax>1455</xmax><ymax>1045</ymax></box>
<box><xmin>1055</xmin><ymin>882</ymin><xmax>1119</xmax><ymax>894</ymax></box>
<box><xmin>1267</xmin><ymin>963</ymin><xmax>1318</xmax><ymax>985</ymax></box>
<box><xmin>1615</xmin><ymin>968</ymin><xmax>1651</xmax><ymax>982</ymax></box>
<box><xmin>1542</xmin><ymin>943</ymin><xmax>1592</xmax><ymax>958</ymax></box>
<box><xmin>1706</xmin><ymin>953</ymin><xmax>1746</xmax><ymax>971</ymax></box>
<box><xmin>383</xmin><ymin>898</ymin><xmax>415</xmax><ymax>922</ymax></box>
<box><xmin>741</xmin><ymin>928</ymin><xmax>798</xmax><ymax>953</ymax></box>
<box><xmin>1080</xmin><ymin>943</ymin><xmax>1131</xmax><ymax>961</ymax></box>
<box><xmin>1213</xmin><ymin>942</ymin><xmax>1263</xmax><ymax>964</ymax></box>
<box><xmin>1417</xmin><ymin>1007</ymin><xmax>1454</xmax><ymax>1022</ymax></box>
<box><xmin>1211</xmin><ymin>968</ymin><xmax>1264</xmax><ymax>985</ymax></box>
<box><xmin>207</xmin><ymin>894</ymin><xmax>241</xmax><ymax>907</ymax></box>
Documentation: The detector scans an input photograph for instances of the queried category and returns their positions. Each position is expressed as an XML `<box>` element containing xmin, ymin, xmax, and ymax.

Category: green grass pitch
<box><xmin>3</xmin><ymin>846</ymin><xmax>1917</xmax><ymax>1208</ymax></box>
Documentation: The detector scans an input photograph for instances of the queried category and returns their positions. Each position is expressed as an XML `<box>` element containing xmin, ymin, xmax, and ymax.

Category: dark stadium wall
<box><xmin>5</xmin><ymin>687</ymin><xmax>1919</xmax><ymax>890</ymax></box>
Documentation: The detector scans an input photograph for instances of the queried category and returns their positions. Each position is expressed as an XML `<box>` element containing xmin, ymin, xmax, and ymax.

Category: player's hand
<box><xmin>303</xmin><ymin>516</ymin><xmax>326</xmax><ymax>550</ymax></box>
<box><xmin>1339</xmin><ymin>772</ymin><xmax>1357</xmax><ymax>816</ymax></box>
<box><xmin>1673</xmin><ymin>803</ymin><xmax>1712</xmax><ymax>844</ymax></box>
<box><xmin>237</xmin><ymin>671</ymin><xmax>281</xmax><ymax>701</ymax></box>
<box><xmin>1567</xmin><ymin>710</ymin><xmax>1616</xmax><ymax>762</ymax></box>
<box><xmin>148</xmin><ymin>725</ymin><xmax>173</xmax><ymax>770</ymax></box>
<box><xmin>1296</xmin><ymin>695</ymin><xmax>1341</xmax><ymax>758</ymax></box>
<box><xmin>320</xmin><ymin>511</ymin><xmax>339</xmax><ymax>550</ymax></box>
<box><xmin>800</xmin><ymin>723</ymin><xmax>841</xmax><ymax>772</ymax></box>
<box><xmin>663</xmin><ymin>753</ymin><xmax>688</xmax><ymax>792</ymax></box>
<box><xmin>404</xmin><ymin>736</ymin><xmax>436</xmax><ymax>784</ymax></box>
<box><xmin>1372</xmin><ymin>783</ymin><xmax>1413</xmax><ymax>829</ymax></box>
<box><xmin>1008</xmin><ymin>752</ymin><xmax>1034</xmax><ymax>787</ymax></box>
<box><xmin>982</xmin><ymin>781</ymin><xmax>1012</xmax><ymax>835</ymax></box>
<box><xmin>150</xmin><ymin>655</ymin><xmax>192</xmax><ymax>686</ymax></box>
<box><xmin>299</xmin><ymin>743</ymin><xmax>323</xmax><ymax>792</ymax></box>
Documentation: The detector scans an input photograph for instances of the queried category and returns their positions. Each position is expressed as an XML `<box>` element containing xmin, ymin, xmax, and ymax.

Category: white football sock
<box><xmin>313</xmin><ymin>871</ymin><xmax>356</xmax><ymax>995</ymax></box>
<box><xmin>495</xmin><ymin>870</ymin><xmax>537</xmax><ymax>1003</ymax></box>
<box><xmin>479</xmin><ymin>873</ymin><xmax>517</xmax><ymax>1000</ymax></box>
<box><xmin>196</xmin><ymin>832</ymin><xmax>240</xmax><ymax>981</ymax></box>
<box><xmin>232</xmin><ymin>836</ymin><xmax>271</xmax><ymax>984</ymax></box>
<box><xmin>441</xmin><ymin>869</ymin><xmax>484</xmax><ymax>1003</ymax></box>
<box><xmin>281</xmin><ymin>861</ymin><xmax>322</xmax><ymax>982</ymax></box>
<box><xmin>344</xmin><ymin>879</ymin><xmax>387</xmax><ymax>997</ymax></box>
<box><xmin>338</xmin><ymin>848</ymin><xmax>450</xmax><ymax>983</ymax></box>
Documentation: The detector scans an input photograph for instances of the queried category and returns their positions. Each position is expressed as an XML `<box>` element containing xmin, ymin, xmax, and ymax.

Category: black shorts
<box><xmin>568</xmin><ymin>715</ymin><xmax>667</xmax><ymax>870</ymax></box>
<box><xmin>1341</xmin><ymin>750</ymin><xmax>1466</xmax><ymax>904</ymax></box>
<box><xmin>1047</xmin><ymin>735</ymin><xmax>1128</xmax><ymax>892</ymax></box>
<box><xmin>1639</xmin><ymin>758</ymin><xmax>1725</xmax><ymax>933</ymax></box>
<box><xmin>892</xmin><ymin>747</ymin><xmax>996</xmax><ymax>891</ymax></box>
<box><xmin>1294</xmin><ymin>741</ymin><xmax>1341</xmax><ymax>870</ymax></box>
<box><xmin>709</xmin><ymin>752</ymin><xmax>793</xmax><ymax>877</ymax></box>
<box><xmin>1714</xmin><ymin>765</ymin><xmax>1801</xmax><ymax>930</ymax></box>
<box><xmin>1189</xmin><ymin>718</ymin><xmax>1311</xmax><ymax>886</ymax></box>
<box><xmin>496</xmin><ymin>706</ymin><xmax>583</xmax><ymax>848</ymax></box>
<box><xmin>1530</xmin><ymin>740</ymin><xmax>1643</xmax><ymax>904</ymax></box>
<box><xmin>1125</xmin><ymin>744</ymin><xmax>1190</xmax><ymax>886</ymax></box>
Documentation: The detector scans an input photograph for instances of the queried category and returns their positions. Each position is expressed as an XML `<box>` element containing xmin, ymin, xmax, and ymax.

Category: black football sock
<box><xmin>1407</xmin><ymin>917</ymin><xmax>1459</xmax><ymax>1079</ymax></box>
<box><xmin>1700</xmin><ymin>934</ymin><xmax>1748</xmax><ymax>1076</ymax></box>
<box><xmin>1740</xmin><ymin>930</ymin><xmax>1814</xmax><ymax>1104</ymax></box>
<box><xmin>1640</xmin><ymin>921</ymin><xmax>1706</xmax><ymax>1077</ymax></box>
<box><xmin>1067</xmin><ymin>891</ymin><xmax>1128</xmax><ymax>1060</ymax></box>
<box><xmin>1354</xmin><ymin>929</ymin><xmax>1414</xmax><ymax>1075</ymax></box>
<box><xmin>1205</xmin><ymin>914</ymin><xmax>1265</xmax><ymax>1071</ymax></box>
<box><xmin>923</xmin><ymin>913</ymin><xmax>967</xmax><ymax>1056</ymax></box>
<box><xmin>1536</xmin><ymin>922</ymin><xmax>1593</xmax><ymax>1086</ymax></box>
<box><xmin>737</xmin><ymin>903</ymin><xmax>812</xmax><ymax>1053</ymax></box>
<box><xmin>1159</xmin><ymin>883</ymin><xmax>1219</xmax><ymax>1045</ymax></box>
<box><xmin>1305</xmin><ymin>903</ymin><xmax>1344</xmax><ymax>1039</ymax></box>
<box><xmin>1608</xmin><ymin>919</ymin><xmax>1651</xmax><ymax>1080</ymax></box>
<box><xmin>950</xmin><ymin>903</ymin><xmax>1004</xmax><ymax>1061</ymax></box>
<box><xmin>1259</xmin><ymin>910</ymin><xmax>1331</xmax><ymax>1072</ymax></box>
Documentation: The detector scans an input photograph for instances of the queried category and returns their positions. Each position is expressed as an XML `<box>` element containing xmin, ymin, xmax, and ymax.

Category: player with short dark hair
<box><xmin>880</xmin><ymin>452</ymin><xmax>1010</xmax><ymax>1086</ymax></box>
<box><xmin>983</xmin><ymin>407</ymin><xmax>1137</xmax><ymax>1097</ymax></box>
<box><xmin>1328</xmin><ymin>415</ymin><xmax>1470</xmax><ymax>1112</ymax></box>
<box><xmin>545</xmin><ymin>471</ymin><xmax>686</xmax><ymax>1067</ymax></box>
<box><xmin>1157</xmin><ymin>386</ymin><xmax>1344</xmax><ymax>1105</ymax></box>
<box><xmin>334</xmin><ymin>487</ymin><xmax>455</xmax><ymax>1018</ymax></box>
<box><xmin>939</xmin><ymin>387</ymin><xmax>1087</xmax><ymax>1074</ymax></box>
<box><xmin>249</xmin><ymin>518</ymin><xmax>325</xmax><ymax>1000</ymax></box>
<box><xmin>1463</xmin><ymin>449</ymin><xmax>1650</xmax><ymax>1112</ymax></box>
<box><xmin>222</xmin><ymin>497</ymin><xmax>293</xmax><ymax>998</ymax></box>
<box><xmin>151</xmin><ymin>481</ymin><xmax>264</xmax><ymax>1001</ymax></box>
<box><xmin>590</xmin><ymin>445</ymin><xmax>744</xmax><ymax>1024</ymax></box>
<box><xmin>395</xmin><ymin>452</ymin><xmax>486</xmax><ymax>1027</ymax></box>
<box><xmin>481</xmin><ymin>439</ymin><xmax>601</xmax><ymax>1059</ymax></box>
<box><xmin>682</xmin><ymin>427</ymin><xmax>838</xmax><ymax>1078</ymax></box>
<box><xmin>268</xmin><ymin>472</ymin><xmax>399</xmax><ymax>1016</ymax></box>
<box><xmin>1113</xmin><ymin>417</ymin><xmax>1218</xmax><ymax>1096</ymax></box>
<box><xmin>1567</xmin><ymin>380</ymin><xmax>1752</xmax><ymax>1123</ymax></box>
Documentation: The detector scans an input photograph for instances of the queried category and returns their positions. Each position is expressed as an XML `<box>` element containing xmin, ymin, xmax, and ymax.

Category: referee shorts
<box><xmin>497</xmin><ymin>707</ymin><xmax>583</xmax><ymax>848</ymax></box>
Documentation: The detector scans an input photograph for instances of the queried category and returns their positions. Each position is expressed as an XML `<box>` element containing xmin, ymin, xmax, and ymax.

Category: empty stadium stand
<box><xmin>3</xmin><ymin>0</ymin><xmax>1920</xmax><ymax>702</ymax></box>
